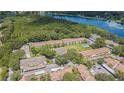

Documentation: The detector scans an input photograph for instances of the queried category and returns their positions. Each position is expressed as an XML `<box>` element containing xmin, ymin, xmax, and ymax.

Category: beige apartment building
<box><xmin>77</xmin><ymin>65</ymin><xmax>96</xmax><ymax>81</ymax></box>
<box><xmin>105</xmin><ymin>58</ymin><xmax>124</xmax><ymax>72</ymax></box>
<box><xmin>31</xmin><ymin>37</ymin><xmax>85</xmax><ymax>47</ymax></box>
<box><xmin>20</xmin><ymin>56</ymin><xmax>47</xmax><ymax>76</ymax></box>
<box><xmin>80</xmin><ymin>47</ymin><xmax>111</xmax><ymax>60</ymax></box>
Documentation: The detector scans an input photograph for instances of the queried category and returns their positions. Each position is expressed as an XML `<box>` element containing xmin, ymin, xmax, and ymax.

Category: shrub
<box><xmin>95</xmin><ymin>73</ymin><xmax>115</xmax><ymax>81</ymax></box>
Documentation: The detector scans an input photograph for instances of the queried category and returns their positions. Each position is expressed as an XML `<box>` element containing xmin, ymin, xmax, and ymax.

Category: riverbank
<box><xmin>51</xmin><ymin>13</ymin><xmax>124</xmax><ymax>26</ymax></box>
<box><xmin>50</xmin><ymin>13</ymin><xmax>107</xmax><ymax>21</ymax></box>
<box><xmin>52</xmin><ymin>15</ymin><xmax>124</xmax><ymax>38</ymax></box>
<box><xmin>79</xmin><ymin>16</ymin><xmax>107</xmax><ymax>21</ymax></box>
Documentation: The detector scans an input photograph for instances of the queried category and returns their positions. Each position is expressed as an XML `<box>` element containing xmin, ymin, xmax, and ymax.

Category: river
<box><xmin>52</xmin><ymin>15</ymin><xmax>124</xmax><ymax>38</ymax></box>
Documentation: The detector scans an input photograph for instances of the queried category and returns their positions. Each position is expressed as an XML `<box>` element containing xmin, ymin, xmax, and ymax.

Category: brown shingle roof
<box><xmin>104</xmin><ymin>58</ymin><xmax>124</xmax><ymax>72</ymax></box>
<box><xmin>20</xmin><ymin>56</ymin><xmax>46</xmax><ymax>71</ymax></box>
<box><xmin>31</xmin><ymin>37</ymin><xmax>84</xmax><ymax>47</ymax></box>
<box><xmin>80</xmin><ymin>47</ymin><xmax>110</xmax><ymax>57</ymax></box>
<box><xmin>77</xmin><ymin>65</ymin><xmax>96</xmax><ymax>81</ymax></box>
<box><xmin>63</xmin><ymin>38</ymin><xmax>84</xmax><ymax>43</ymax></box>
<box><xmin>31</xmin><ymin>40</ymin><xmax>63</xmax><ymax>47</ymax></box>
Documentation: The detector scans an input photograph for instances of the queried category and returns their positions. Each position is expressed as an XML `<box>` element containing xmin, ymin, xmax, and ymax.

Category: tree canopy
<box><xmin>91</xmin><ymin>38</ymin><xmax>106</xmax><ymax>49</ymax></box>
<box><xmin>10</xmin><ymin>70</ymin><xmax>21</xmax><ymax>81</ymax></box>
<box><xmin>39</xmin><ymin>74</ymin><xmax>51</xmax><ymax>81</ymax></box>
<box><xmin>116</xmin><ymin>70</ymin><xmax>124</xmax><ymax>81</ymax></box>
<box><xmin>63</xmin><ymin>68</ymin><xmax>81</xmax><ymax>81</ymax></box>
<box><xmin>97</xmin><ymin>58</ymin><xmax>104</xmax><ymax>65</ymax></box>
<box><xmin>0</xmin><ymin>67</ymin><xmax>8</xmax><ymax>81</ymax></box>
<box><xmin>112</xmin><ymin>46</ymin><xmax>124</xmax><ymax>57</ymax></box>
<box><xmin>56</xmin><ymin>55</ymin><xmax>68</xmax><ymax>66</ymax></box>
<box><xmin>95</xmin><ymin>73</ymin><xmax>115</xmax><ymax>81</ymax></box>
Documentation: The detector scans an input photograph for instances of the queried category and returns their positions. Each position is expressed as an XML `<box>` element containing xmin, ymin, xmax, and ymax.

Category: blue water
<box><xmin>52</xmin><ymin>15</ymin><xmax>124</xmax><ymax>38</ymax></box>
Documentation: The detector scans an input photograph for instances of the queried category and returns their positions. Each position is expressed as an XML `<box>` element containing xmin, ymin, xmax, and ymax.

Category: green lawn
<box><xmin>31</xmin><ymin>43</ymin><xmax>92</xmax><ymax>57</ymax></box>
<box><xmin>64</xmin><ymin>43</ymin><xmax>92</xmax><ymax>52</ymax></box>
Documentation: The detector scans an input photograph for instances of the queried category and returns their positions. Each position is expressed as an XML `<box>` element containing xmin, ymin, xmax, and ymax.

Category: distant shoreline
<box><xmin>51</xmin><ymin>14</ymin><xmax>124</xmax><ymax>25</ymax></box>
<box><xmin>51</xmin><ymin>14</ymin><xmax>124</xmax><ymax>38</ymax></box>
<box><xmin>107</xmin><ymin>21</ymin><xmax>124</xmax><ymax>30</ymax></box>
<box><xmin>52</xmin><ymin>13</ymin><xmax>124</xmax><ymax>29</ymax></box>
<box><xmin>51</xmin><ymin>13</ymin><xmax>107</xmax><ymax>21</ymax></box>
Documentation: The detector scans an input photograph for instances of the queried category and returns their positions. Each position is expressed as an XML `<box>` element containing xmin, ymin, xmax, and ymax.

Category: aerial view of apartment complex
<box><xmin>0</xmin><ymin>11</ymin><xmax>124</xmax><ymax>81</ymax></box>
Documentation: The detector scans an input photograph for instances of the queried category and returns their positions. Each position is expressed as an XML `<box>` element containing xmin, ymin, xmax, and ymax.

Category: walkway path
<box><xmin>21</xmin><ymin>44</ymin><xmax>31</xmax><ymax>58</ymax></box>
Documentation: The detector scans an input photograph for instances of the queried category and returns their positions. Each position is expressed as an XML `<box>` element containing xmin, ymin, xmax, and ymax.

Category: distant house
<box><xmin>87</xmin><ymin>39</ymin><xmax>93</xmax><ymax>45</ymax></box>
<box><xmin>90</xmin><ymin>63</ymin><xmax>116</xmax><ymax>76</ymax></box>
<box><xmin>104</xmin><ymin>58</ymin><xmax>124</xmax><ymax>72</ymax></box>
<box><xmin>20</xmin><ymin>56</ymin><xmax>47</xmax><ymax>76</ymax></box>
<box><xmin>54</xmin><ymin>47</ymin><xmax>67</xmax><ymax>55</ymax></box>
<box><xmin>31</xmin><ymin>37</ymin><xmax>85</xmax><ymax>47</ymax></box>
<box><xmin>90</xmin><ymin>64</ymin><xmax>111</xmax><ymax>75</ymax></box>
<box><xmin>90</xmin><ymin>34</ymin><xmax>101</xmax><ymax>41</ymax></box>
<box><xmin>80</xmin><ymin>47</ymin><xmax>111</xmax><ymax>60</ymax></box>
<box><xmin>87</xmin><ymin>34</ymin><xmax>101</xmax><ymax>45</ymax></box>
<box><xmin>111</xmin><ymin>55</ymin><xmax>124</xmax><ymax>61</ymax></box>
<box><xmin>105</xmin><ymin>40</ymin><xmax>119</xmax><ymax>46</ymax></box>
<box><xmin>105</xmin><ymin>40</ymin><xmax>119</xmax><ymax>49</ymax></box>
<box><xmin>77</xmin><ymin>65</ymin><xmax>96</xmax><ymax>81</ymax></box>
<box><xmin>101</xmin><ymin>63</ymin><xmax>116</xmax><ymax>76</ymax></box>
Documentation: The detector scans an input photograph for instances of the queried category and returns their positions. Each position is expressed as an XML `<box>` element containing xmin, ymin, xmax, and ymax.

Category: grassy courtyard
<box><xmin>31</xmin><ymin>43</ymin><xmax>92</xmax><ymax>57</ymax></box>
<box><xmin>64</xmin><ymin>43</ymin><xmax>92</xmax><ymax>52</ymax></box>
